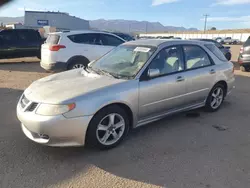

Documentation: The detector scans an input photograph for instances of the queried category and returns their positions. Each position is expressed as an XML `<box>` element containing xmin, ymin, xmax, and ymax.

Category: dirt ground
<box><xmin>1</xmin><ymin>45</ymin><xmax>250</xmax><ymax>188</ymax></box>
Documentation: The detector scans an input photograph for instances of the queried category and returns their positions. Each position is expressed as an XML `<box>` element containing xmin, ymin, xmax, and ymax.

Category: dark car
<box><xmin>238</xmin><ymin>36</ymin><xmax>250</xmax><ymax>72</ymax></box>
<box><xmin>112</xmin><ymin>32</ymin><xmax>135</xmax><ymax>41</ymax></box>
<box><xmin>0</xmin><ymin>29</ymin><xmax>44</xmax><ymax>59</ymax></box>
<box><xmin>193</xmin><ymin>39</ymin><xmax>231</xmax><ymax>61</ymax></box>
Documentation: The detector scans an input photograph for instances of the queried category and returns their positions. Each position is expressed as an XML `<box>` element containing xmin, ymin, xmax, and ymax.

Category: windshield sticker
<box><xmin>134</xmin><ymin>47</ymin><xmax>150</xmax><ymax>53</ymax></box>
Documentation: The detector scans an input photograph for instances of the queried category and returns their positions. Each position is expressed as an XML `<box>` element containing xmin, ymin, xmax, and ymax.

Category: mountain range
<box><xmin>0</xmin><ymin>16</ymin><xmax>198</xmax><ymax>32</ymax></box>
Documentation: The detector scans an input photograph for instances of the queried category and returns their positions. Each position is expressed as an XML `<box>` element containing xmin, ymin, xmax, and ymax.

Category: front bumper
<box><xmin>40</xmin><ymin>61</ymin><xmax>67</xmax><ymax>72</ymax></box>
<box><xmin>17</xmin><ymin>102</ymin><xmax>93</xmax><ymax>147</ymax></box>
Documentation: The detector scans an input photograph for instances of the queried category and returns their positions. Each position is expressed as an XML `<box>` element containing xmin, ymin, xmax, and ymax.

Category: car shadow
<box><xmin>0</xmin><ymin>62</ymin><xmax>46</xmax><ymax>73</ymax></box>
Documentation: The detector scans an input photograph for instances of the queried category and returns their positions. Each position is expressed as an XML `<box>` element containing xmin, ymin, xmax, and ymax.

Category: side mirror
<box><xmin>148</xmin><ymin>69</ymin><xmax>160</xmax><ymax>78</ymax></box>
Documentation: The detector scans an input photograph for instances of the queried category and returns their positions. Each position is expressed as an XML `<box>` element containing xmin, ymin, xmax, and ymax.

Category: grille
<box><xmin>27</xmin><ymin>103</ymin><xmax>38</xmax><ymax>112</ymax></box>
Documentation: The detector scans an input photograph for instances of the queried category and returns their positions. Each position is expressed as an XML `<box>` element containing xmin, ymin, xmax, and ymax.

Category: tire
<box><xmin>240</xmin><ymin>66</ymin><xmax>250</xmax><ymax>72</ymax></box>
<box><xmin>205</xmin><ymin>84</ymin><xmax>225</xmax><ymax>112</ymax></box>
<box><xmin>225</xmin><ymin>53</ymin><xmax>231</xmax><ymax>61</ymax></box>
<box><xmin>86</xmin><ymin>105</ymin><xmax>130</xmax><ymax>150</ymax></box>
<box><xmin>67</xmin><ymin>58</ymin><xmax>89</xmax><ymax>70</ymax></box>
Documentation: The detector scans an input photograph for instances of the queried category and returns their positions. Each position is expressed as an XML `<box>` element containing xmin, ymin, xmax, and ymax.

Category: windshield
<box><xmin>89</xmin><ymin>45</ymin><xmax>156</xmax><ymax>79</ymax></box>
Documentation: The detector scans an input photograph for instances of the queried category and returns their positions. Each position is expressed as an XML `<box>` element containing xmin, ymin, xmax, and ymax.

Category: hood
<box><xmin>24</xmin><ymin>69</ymin><xmax>126</xmax><ymax>104</ymax></box>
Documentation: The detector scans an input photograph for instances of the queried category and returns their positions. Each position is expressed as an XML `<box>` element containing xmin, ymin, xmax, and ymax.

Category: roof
<box><xmin>125</xmin><ymin>39</ymin><xmax>211</xmax><ymax>47</ymax></box>
<box><xmin>50</xmin><ymin>30</ymin><xmax>120</xmax><ymax>35</ymax></box>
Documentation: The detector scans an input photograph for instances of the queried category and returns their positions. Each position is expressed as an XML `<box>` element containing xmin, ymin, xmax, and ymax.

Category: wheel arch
<box><xmin>214</xmin><ymin>80</ymin><xmax>228</xmax><ymax>96</ymax></box>
<box><xmin>66</xmin><ymin>55</ymin><xmax>90</xmax><ymax>69</ymax></box>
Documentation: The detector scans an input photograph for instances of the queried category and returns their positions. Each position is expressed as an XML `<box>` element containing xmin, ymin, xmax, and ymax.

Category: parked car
<box><xmin>0</xmin><ymin>29</ymin><xmax>43</xmax><ymax>59</ymax></box>
<box><xmin>193</xmin><ymin>39</ymin><xmax>232</xmax><ymax>60</ymax></box>
<box><xmin>222</xmin><ymin>37</ymin><xmax>240</xmax><ymax>45</ymax></box>
<box><xmin>40</xmin><ymin>30</ymin><xmax>126</xmax><ymax>72</ymax></box>
<box><xmin>238</xmin><ymin>36</ymin><xmax>250</xmax><ymax>72</ymax></box>
<box><xmin>17</xmin><ymin>39</ymin><xmax>235</xmax><ymax>149</ymax></box>
<box><xmin>112</xmin><ymin>32</ymin><xmax>135</xmax><ymax>41</ymax></box>
<box><xmin>214</xmin><ymin>37</ymin><xmax>223</xmax><ymax>43</ymax></box>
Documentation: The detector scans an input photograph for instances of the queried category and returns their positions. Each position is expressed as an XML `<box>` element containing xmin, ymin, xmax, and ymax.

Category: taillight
<box><xmin>49</xmin><ymin>45</ymin><xmax>66</xmax><ymax>51</ymax></box>
<box><xmin>240</xmin><ymin>47</ymin><xmax>244</xmax><ymax>53</ymax></box>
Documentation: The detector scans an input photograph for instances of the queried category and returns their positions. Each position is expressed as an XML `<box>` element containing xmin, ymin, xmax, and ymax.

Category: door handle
<box><xmin>210</xmin><ymin>69</ymin><xmax>216</xmax><ymax>74</ymax></box>
<box><xmin>176</xmin><ymin>76</ymin><xmax>185</xmax><ymax>82</ymax></box>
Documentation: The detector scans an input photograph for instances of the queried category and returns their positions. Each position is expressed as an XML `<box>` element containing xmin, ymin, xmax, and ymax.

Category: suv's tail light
<box><xmin>49</xmin><ymin>45</ymin><xmax>66</xmax><ymax>51</ymax></box>
<box><xmin>240</xmin><ymin>47</ymin><xmax>244</xmax><ymax>53</ymax></box>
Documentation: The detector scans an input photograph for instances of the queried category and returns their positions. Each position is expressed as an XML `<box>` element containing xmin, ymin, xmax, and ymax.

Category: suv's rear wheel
<box><xmin>67</xmin><ymin>57</ymin><xmax>89</xmax><ymax>70</ymax></box>
<box><xmin>240</xmin><ymin>66</ymin><xmax>250</xmax><ymax>72</ymax></box>
<box><xmin>86</xmin><ymin>105</ymin><xmax>130</xmax><ymax>150</ymax></box>
<box><xmin>205</xmin><ymin>84</ymin><xmax>225</xmax><ymax>112</ymax></box>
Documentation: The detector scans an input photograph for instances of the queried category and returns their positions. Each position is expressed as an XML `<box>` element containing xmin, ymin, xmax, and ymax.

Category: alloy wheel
<box><xmin>210</xmin><ymin>87</ymin><xmax>224</xmax><ymax>109</ymax></box>
<box><xmin>72</xmin><ymin>64</ymin><xmax>85</xmax><ymax>69</ymax></box>
<box><xmin>96</xmin><ymin>113</ymin><xmax>126</xmax><ymax>146</ymax></box>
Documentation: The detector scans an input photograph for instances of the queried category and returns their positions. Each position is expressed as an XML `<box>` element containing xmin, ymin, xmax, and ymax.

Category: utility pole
<box><xmin>203</xmin><ymin>14</ymin><xmax>209</xmax><ymax>33</ymax></box>
<box><xmin>146</xmin><ymin>22</ymin><xmax>148</xmax><ymax>34</ymax></box>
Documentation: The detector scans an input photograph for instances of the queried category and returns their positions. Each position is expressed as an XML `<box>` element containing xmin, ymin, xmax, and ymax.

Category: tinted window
<box><xmin>100</xmin><ymin>34</ymin><xmax>124</xmax><ymax>46</ymax></box>
<box><xmin>46</xmin><ymin>34</ymin><xmax>60</xmax><ymax>44</ymax></box>
<box><xmin>183</xmin><ymin>45</ymin><xmax>212</xmax><ymax>70</ymax></box>
<box><xmin>67</xmin><ymin>33</ymin><xmax>100</xmax><ymax>45</ymax></box>
<box><xmin>0</xmin><ymin>30</ymin><xmax>17</xmax><ymax>44</ymax></box>
<box><xmin>149</xmin><ymin>46</ymin><xmax>184</xmax><ymax>75</ymax></box>
<box><xmin>205</xmin><ymin>44</ymin><xmax>228</xmax><ymax>62</ymax></box>
<box><xmin>17</xmin><ymin>30</ymin><xmax>40</xmax><ymax>41</ymax></box>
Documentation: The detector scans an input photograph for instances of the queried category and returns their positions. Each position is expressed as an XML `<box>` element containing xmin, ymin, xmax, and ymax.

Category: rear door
<box><xmin>182</xmin><ymin>45</ymin><xmax>216</xmax><ymax>104</ymax></box>
<box><xmin>67</xmin><ymin>33</ymin><xmax>103</xmax><ymax>61</ymax></box>
<box><xmin>16</xmin><ymin>30</ymin><xmax>42</xmax><ymax>57</ymax></box>
<box><xmin>98</xmin><ymin>33</ymin><xmax>125</xmax><ymax>56</ymax></box>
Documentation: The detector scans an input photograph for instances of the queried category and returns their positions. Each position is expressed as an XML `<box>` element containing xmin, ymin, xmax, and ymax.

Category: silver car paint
<box><xmin>17</xmin><ymin>40</ymin><xmax>235</xmax><ymax>147</ymax></box>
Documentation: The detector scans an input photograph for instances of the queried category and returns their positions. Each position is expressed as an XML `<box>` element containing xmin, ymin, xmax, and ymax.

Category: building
<box><xmin>24</xmin><ymin>11</ymin><xmax>89</xmax><ymax>31</ymax></box>
<box><xmin>5</xmin><ymin>23</ymin><xmax>26</xmax><ymax>29</ymax></box>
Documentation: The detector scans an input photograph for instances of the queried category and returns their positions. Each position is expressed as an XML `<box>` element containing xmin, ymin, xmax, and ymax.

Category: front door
<box><xmin>139</xmin><ymin>46</ymin><xmax>187</xmax><ymax>120</ymax></box>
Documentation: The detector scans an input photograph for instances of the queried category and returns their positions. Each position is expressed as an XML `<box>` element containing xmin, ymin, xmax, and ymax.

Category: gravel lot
<box><xmin>1</xmin><ymin>45</ymin><xmax>250</xmax><ymax>188</ymax></box>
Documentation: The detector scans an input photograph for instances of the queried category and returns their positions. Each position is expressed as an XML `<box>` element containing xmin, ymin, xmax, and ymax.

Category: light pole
<box><xmin>203</xmin><ymin>14</ymin><xmax>209</xmax><ymax>33</ymax></box>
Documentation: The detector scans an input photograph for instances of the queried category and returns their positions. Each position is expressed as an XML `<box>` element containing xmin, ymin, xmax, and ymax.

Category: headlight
<box><xmin>36</xmin><ymin>103</ymin><xmax>76</xmax><ymax>116</ymax></box>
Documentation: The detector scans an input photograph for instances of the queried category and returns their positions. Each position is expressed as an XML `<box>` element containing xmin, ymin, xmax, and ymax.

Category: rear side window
<box><xmin>183</xmin><ymin>45</ymin><xmax>212</xmax><ymax>70</ymax></box>
<box><xmin>205</xmin><ymin>44</ymin><xmax>228</xmax><ymax>62</ymax></box>
<box><xmin>67</xmin><ymin>33</ymin><xmax>99</xmax><ymax>45</ymax></box>
<box><xmin>99</xmin><ymin>34</ymin><xmax>124</xmax><ymax>46</ymax></box>
<box><xmin>17</xmin><ymin>30</ymin><xmax>40</xmax><ymax>42</ymax></box>
<box><xmin>46</xmin><ymin>34</ymin><xmax>60</xmax><ymax>44</ymax></box>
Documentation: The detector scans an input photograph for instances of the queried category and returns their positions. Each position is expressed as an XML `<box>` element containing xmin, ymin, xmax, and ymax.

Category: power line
<box><xmin>203</xmin><ymin>14</ymin><xmax>209</xmax><ymax>33</ymax></box>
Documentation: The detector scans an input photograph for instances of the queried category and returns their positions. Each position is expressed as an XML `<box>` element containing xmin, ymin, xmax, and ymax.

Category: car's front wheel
<box><xmin>205</xmin><ymin>84</ymin><xmax>225</xmax><ymax>112</ymax></box>
<box><xmin>86</xmin><ymin>105</ymin><xmax>130</xmax><ymax>149</ymax></box>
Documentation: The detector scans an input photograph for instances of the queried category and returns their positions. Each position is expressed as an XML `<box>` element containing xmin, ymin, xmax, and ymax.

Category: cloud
<box><xmin>214</xmin><ymin>0</ymin><xmax>250</xmax><ymax>5</ymax></box>
<box><xmin>201</xmin><ymin>15</ymin><xmax>250</xmax><ymax>22</ymax></box>
<box><xmin>152</xmin><ymin>0</ymin><xmax>179</xmax><ymax>6</ymax></box>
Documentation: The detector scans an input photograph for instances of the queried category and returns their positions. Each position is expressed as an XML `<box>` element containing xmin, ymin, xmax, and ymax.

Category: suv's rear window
<box><xmin>205</xmin><ymin>44</ymin><xmax>228</xmax><ymax>62</ymax></box>
<box><xmin>46</xmin><ymin>34</ymin><xmax>60</xmax><ymax>44</ymax></box>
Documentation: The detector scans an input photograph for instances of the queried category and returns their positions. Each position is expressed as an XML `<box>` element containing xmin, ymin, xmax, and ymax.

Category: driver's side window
<box><xmin>149</xmin><ymin>46</ymin><xmax>184</xmax><ymax>76</ymax></box>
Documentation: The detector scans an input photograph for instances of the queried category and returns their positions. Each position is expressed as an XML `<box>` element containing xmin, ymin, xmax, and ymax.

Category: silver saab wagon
<box><xmin>17</xmin><ymin>39</ymin><xmax>235</xmax><ymax>149</ymax></box>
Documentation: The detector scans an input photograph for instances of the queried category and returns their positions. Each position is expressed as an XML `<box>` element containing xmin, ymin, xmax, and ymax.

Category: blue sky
<box><xmin>0</xmin><ymin>0</ymin><xmax>250</xmax><ymax>30</ymax></box>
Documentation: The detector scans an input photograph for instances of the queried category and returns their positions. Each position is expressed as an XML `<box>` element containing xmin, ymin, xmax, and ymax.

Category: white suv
<box><xmin>40</xmin><ymin>30</ymin><xmax>125</xmax><ymax>71</ymax></box>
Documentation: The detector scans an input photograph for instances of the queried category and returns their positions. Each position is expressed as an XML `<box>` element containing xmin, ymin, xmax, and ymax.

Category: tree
<box><xmin>210</xmin><ymin>27</ymin><xmax>217</xmax><ymax>30</ymax></box>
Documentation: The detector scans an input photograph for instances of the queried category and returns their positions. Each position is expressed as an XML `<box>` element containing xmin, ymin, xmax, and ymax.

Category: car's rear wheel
<box><xmin>67</xmin><ymin>58</ymin><xmax>89</xmax><ymax>70</ymax></box>
<box><xmin>86</xmin><ymin>105</ymin><xmax>130</xmax><ymax>149</ymax></box>
<box><xmin>205</xmin><ymin>84</ymin><xmax>225</xmax><ymax>112</ymax></box>
<box><xmin>240</xmin><ymin>66</ymin><xmax>250</xmax><ymax>72</ymax></box>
